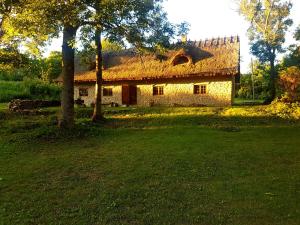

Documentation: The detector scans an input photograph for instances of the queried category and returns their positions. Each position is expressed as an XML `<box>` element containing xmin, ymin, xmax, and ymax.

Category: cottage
<box><xmin>74</xmin><ymin>36</ymin><xmax>240</xmax><ymax>107</ymax></box>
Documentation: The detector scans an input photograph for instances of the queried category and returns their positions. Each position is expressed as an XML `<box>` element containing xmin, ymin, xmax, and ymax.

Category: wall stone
<box><xmin>137</xmin><ymin>80</ymin><xmax>233</xmax><ymax>106</ymax></box>
<box><xmin>75</xmin><ymin>78</ymin><xmax>234</xmax><ymax>107</ymax></box>
<box><xmin>74</xmin><ymin>84</ymin><xmax>122</xmax><ymax>106</ymax></box>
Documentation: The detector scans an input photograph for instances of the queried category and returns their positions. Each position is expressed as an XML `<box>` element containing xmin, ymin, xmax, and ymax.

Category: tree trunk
<box><xmin>92</xmin><ymin>28</ymin><xmax>104</xmax><ymax>122</ymax></box>
<box><xmin>269</xmin><ymin>59</ymin><xmax>276</xmax><ymax>102</ymax></box>
<box><xmin>59</xmin><ymin>25</ymin><xmax>77</xmax><ymax>128</ymax></box>
<box><xmin>264</xmin><ymin>47</ymin><xmax>277</xmax><ymax>104</ymax></box>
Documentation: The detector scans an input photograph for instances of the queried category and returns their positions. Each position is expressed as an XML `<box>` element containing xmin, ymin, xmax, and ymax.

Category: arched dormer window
<box><xmin>171</xmin><ymin>49</ymin><xmax>193</xmax><ymax>66</ymax></box>
<box><xmin>172</xmin><ymin>55</ymin><xmax>190</xmax><ymax>65</ymax></box>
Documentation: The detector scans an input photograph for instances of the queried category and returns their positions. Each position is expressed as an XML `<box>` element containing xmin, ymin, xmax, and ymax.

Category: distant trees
<box><xmin>42</xmin><ymin>51</ymin><xmax>62</xmax><ymax>82</ymax></box>
<box><xmin>281</xmin><ymin>25</ymin><xmax>300</xmax><ymax>69</ymax></box>
<box><xmin>239</xmin><ymin>0</ymin><xmax>293</xmax><ymax>102</ymax></box>
<box><xmin>237</xmin><ymin>61</ymin><xmax>271</xmax><ymax>100</ymax></box>
<box><xmin>278</xmin><ymin>26</ymin><xmax>300</xmax><ymax>102</ymax></box>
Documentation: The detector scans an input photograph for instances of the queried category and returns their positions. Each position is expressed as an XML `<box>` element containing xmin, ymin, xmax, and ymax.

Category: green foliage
<box><xmin>77</xmin><ymin>39</ymin><xmax>124</xmax><ymax>68</ymax></box>
<box><xmin>0</xmin><ymin>80</ymin><xmax>61</xmax><ymax>102</ymax></box>
<box><xmin>0</xmin><ymin>81</ymin><xmax>29</xmax><ymax>102</ymax></box>
<box><xmin>278</xmin><ymin>66</ymin><xmax>300</xmax><ymax>102</ymax></box>
<box><xmin>266</xmin><ymin>99</ymin><xmax>300</xmax><ymax>119</ymax></box>
<box><xmin>42</xmin><ymin>51</ymin><xmax>62</xmax><ymax>82</ymax></box>
<box><xmin>0</xmin><ymin>48</ymin><xmax>63</xmax><ymax>82</ymax></box>
<box><xmin>281</xmin><ymin>26</ymin><xmax>300</xmax><ymax>68</ymax></box>
<box><xmin>239</xmin><ymin>0</ymin><xmax>293</xmax><ymax>100</ymax></box>
<box><xmin>237</xmin><ymin>62</ymin><xmax>271</xmax><ymax>100</ymax></box>
<box><xmin>239</xmin><ymin>0</ymin><xmax>293</xmax><ymax>60</ymax></box>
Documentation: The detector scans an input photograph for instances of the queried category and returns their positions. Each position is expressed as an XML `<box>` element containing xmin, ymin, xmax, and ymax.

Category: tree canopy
<box><xmin>239</xmin><ymin>0</ymin><xmax>293</xmax><ymax>101</ymax></box>
<box><xmin>3</xmin><ymin>0</ymin><xmax>185</xmax><ymax>127</ymax></box>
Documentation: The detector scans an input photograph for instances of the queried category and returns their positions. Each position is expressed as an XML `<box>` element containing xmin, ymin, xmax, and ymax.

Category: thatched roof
<box><xmin>74</xmin><ymin>36</ymin><xmax>240</xmax><ymax>83</ymax></box>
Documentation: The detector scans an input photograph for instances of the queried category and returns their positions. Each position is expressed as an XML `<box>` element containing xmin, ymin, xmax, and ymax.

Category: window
<box><xmin>194</xmin><ymin>84</ymin><xmax>207</xmax><ymax>95</ymax></box>
<box><xmin>103</xmin><ymin>88</ymin><xmax>113</xmax><ymax>97</ymax></box>
<box><xmin>153</xmin><ymin>86</ymin><xmax>164</xmax><ymax>96</ymax></box>
<box><xmin>173</xmin><ymin>55</ymin><xmax>189</xmax><ymax>65</ymax></box>
<box><xmin>79</xmin><ymin>88</ymin><xmax>88</xmax><ymax>97</ymax></box>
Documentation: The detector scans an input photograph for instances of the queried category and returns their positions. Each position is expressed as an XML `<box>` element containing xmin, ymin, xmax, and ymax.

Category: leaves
<box><xmin>239</xmin><ymin>0</ymin><xmax>293</xmax><ymax>62</ymax></box>
<box><xmin>279</xmin><ymin>66</ymin><xmax>300</xmax><ymax>102</ymax></box>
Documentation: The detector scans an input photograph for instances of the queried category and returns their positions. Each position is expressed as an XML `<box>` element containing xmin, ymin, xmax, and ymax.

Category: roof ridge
<box><xmin>182</xmin><ymin>35</ymin><xmax>240</xmax><ymax>48</ymax></box>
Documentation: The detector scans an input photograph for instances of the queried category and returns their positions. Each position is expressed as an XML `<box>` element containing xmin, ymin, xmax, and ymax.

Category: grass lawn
<box><xmin>0</xmin><ymin>105</ymin><xmax>299</xmax><ymax>225</ymax></box>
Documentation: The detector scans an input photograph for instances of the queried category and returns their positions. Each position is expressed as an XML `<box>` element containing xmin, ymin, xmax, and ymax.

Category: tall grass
<box><xmin>0</xmin><ymin>80</ymin><xmax>61</xmax><ymax>103</ymax></box>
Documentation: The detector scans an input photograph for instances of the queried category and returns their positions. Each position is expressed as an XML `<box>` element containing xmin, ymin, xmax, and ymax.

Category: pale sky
<box><xmin>45</xmin><ymin>0</ymin><xmax>300</xmax><ymax>73</ymax></box>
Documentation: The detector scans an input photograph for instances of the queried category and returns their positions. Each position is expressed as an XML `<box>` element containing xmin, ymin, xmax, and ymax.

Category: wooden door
<box><xmin>129</xmin><ymin>85</ymin><xmax>137</xmax><ymax>105</ymax></box>
<box><xmin>122</xmin><ymin>85</ymin><xmax>130</xmax><ymax>105</ymax></box>
<box><xmin>122</xmin><ymin>85</ymin><xmax>137</xmax><ymax>105</ymax></box>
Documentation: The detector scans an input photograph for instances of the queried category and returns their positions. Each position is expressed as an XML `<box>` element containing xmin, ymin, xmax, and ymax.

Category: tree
<box><xmin>42</xmin><ymin>51</ymin><xmax>62</xmax><ymax>82</ymax></box>
<box><xmin>237</xmin><ymin>61</ymin><xmax>271</xmax><ymax>100</ymax></box>
<box><xmin>239</xmin><ymin>0</ymin><xmax>293</xmax><ymax>102</ymax></box>
<box><xmin>7</xmin><ymin>0</ymin><xmax>186</xmax><ymax>126</ymax></box>
<box><xmin>0</xmin><ymin>0</ymin><xmax>18</xmax><ymax>42</ymax></box>
<box><xmin>79</xmin><ymin>0</ymin><xmax>182</xmax><ymax>122</ymax></box>
<box><xmin>9</xmin><ymin>0</ymin><xmax>92</xmax><ymax>128</ymax></box>
<box><xmin>282</xmin><ymin>25</ymin><xmax>300</xmax><ymax>68</ymax></box>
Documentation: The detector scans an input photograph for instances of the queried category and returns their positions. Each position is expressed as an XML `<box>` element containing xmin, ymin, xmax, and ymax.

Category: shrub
<box><xmin>266</xmin><ymin>99</ymin><xmax>300</xmax><ymax>119</ymax></box>
<box><xmin>279</xmin><ymin>66</ymin><xmax>300</xmax><ymax>102</ymax></box>
<box><xmin>0</xmin><ymin>80</ymin><xmax>61</xmax><ymax>103</ymax></box>
<box><xmin>0</xmin><ymin>81</ymin><xmax>30</xmax><ymax>102</ymax></box>
<box><xmin>23</xmin><ymin>79</ymin><xmax>61</xmax><ymax>101</ymax></box>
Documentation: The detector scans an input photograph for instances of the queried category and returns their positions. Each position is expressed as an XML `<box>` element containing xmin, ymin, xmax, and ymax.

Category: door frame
<box><xmin>122</xmin><ymin>85</ymin><xmax>137</xmax><ymax>105</ymax></box>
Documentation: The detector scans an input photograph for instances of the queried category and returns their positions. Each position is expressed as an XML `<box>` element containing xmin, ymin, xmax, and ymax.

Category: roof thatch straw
<box><xmin>73</xmin><ymin>36</ymin><xmax>240</xmax><ymax>83</ymax></box>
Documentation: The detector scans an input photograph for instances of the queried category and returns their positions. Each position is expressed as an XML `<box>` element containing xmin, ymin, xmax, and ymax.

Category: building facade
<box><xmin>74</xmin><ymin>36</ymin><xmax>240</xmax><ymax>107</ymax></box>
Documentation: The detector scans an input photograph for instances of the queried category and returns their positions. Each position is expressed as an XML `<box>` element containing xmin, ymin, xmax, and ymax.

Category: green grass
<box><xmin>0</xmin><ymin>106</ymin><xmax>300</xmax><ymax>225</ymax></box>
<box><xmin>234</xmin><ymin>98</ymin><xmax>265</xmax><ymax>106</ymax></box>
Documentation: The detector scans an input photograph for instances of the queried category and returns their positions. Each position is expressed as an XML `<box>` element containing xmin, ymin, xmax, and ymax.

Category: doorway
<box><xmin>122</xmin><ymin>85</ymin><xmax>137</xmax><ymax>105</ymax></box>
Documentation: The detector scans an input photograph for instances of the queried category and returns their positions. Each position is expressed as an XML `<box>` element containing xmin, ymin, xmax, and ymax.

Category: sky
<box><xmin>45</xmin><ymin>0</ymin><xmax>300</xmax><ymax>73</ymax></box>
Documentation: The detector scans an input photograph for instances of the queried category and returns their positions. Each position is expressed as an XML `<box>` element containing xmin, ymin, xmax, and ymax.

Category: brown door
<box><xmin>122</xmin><ymin>85</ymin><xmax>137</xmax><ymax>105</ymax></box>
<box><xmin>129</xmin><ymin>85</ymin><xmax>137</xmax><ymax>105</ymax></box>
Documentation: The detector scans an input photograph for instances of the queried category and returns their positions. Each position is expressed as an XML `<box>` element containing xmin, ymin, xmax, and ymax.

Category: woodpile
<box><xmin>9</xmin><ymin>99</ymin><xmax>60</xmax><ymax>112</ymax></box>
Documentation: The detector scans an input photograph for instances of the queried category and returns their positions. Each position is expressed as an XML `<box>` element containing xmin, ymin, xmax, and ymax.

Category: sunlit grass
<box><xmin>0</xmin><ymin>104</ymin><xmax>300</xmax><ymax>225</ymax></box>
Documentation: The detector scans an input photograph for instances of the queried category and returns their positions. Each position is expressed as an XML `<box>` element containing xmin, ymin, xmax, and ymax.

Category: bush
<box><xmin>266</xmin><ymin>99</ymin><xmax>300</xmax><ymax>119</ymax></box>
<box><xmin>0</xmin><ymin>81</ymin><xmax>30</xmax><ymax>102</ymax></box>
<box><xmin>0</xmin><ymin>80</ymin><xmax>61</xmax><ymax>103</ymax></box>
<box><xmin>278</xmin><ymin>66</ymin><xmax>300</xmax><ymax>102</ymax></box>
<box><xmin>23</xmin><ymin>79</ymin><xmax>61</xmax><ymax>101</ymax></box>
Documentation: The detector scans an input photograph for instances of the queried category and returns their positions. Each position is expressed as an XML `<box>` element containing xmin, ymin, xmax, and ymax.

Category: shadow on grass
<box><xmin>1</xmin><ymin>106</ymin><xmax>299</xmax><ymax>147</ymax></box>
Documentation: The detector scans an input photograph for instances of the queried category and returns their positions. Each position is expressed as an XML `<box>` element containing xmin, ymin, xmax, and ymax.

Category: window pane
<box><xmin>103</xmin><ymin>88</ymin><xmax>113</xmax><ymax>96</ymax></box>
<box><xmin>79</xmin><ymin>88</ymin><xmax>88</xmax><ymax>97</ymax></box>
<box><xmin>153</xmin><ymin>86</ymin><xmax>164</xmax><ymax>96</ymax></box>
<box><xmin>159</xmin><ymin>87</ymin><xmax>164</xmax><ymax>95</ymax></box>
<box><xmin>153</xmin><ymin>87</ymin><xmax>158</xmax><ymax>96</ymax></box>
<box><xmin>194</xmin><ymin>85</ymin><xmax>200</xmax><ymax>94</ymax></box>
<box><xmin>200</xmin><ymin>85</ymin><xmax>207</xmax><ymax>94</ymax></box>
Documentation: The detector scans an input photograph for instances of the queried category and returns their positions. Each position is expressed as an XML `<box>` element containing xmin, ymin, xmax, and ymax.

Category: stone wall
<box><xmin>75</xmin><ymin>78</ymin><xmax>234</xmax><ymax>107</ymax></box>
<box><xmin>74</xmin><ymin>84</ymin><xmax>122</xmax><ymax>106</ymax></box>
<box><xmin>137</xmin><ymin>79</ymin><xmax>233</xmax><ymax>106</ymax></box>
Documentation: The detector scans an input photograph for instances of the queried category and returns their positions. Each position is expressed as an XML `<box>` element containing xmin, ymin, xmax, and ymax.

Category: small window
<box><xmin>103</xmin><ymin>88</ymin><xmax>113</xmax><ymax>97</ymax></box>
<box><xmin>194</xmin><ymin>85</ymin><xmax>207</xmax><ymax>95</ymax></box>
<box><xmin>79</xmin><ymin>88</ymin><xmax>88</xmax><ymax>97</ymax></box>
<box><xmin>153</xmin><ymin>86</ymin><xmax>164</xmax><ymax>96</ymax></box>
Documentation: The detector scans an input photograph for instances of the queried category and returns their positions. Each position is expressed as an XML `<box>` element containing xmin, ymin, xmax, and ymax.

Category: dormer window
<box><xmin>173</xmin><ymin>55</ymin><xmax>189</xmax><ymax>66</ymax></box>
<box><xmin>171</xmin><ymin>49</ymin><xmax>193</xmax><ymax>66</ymax></box>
